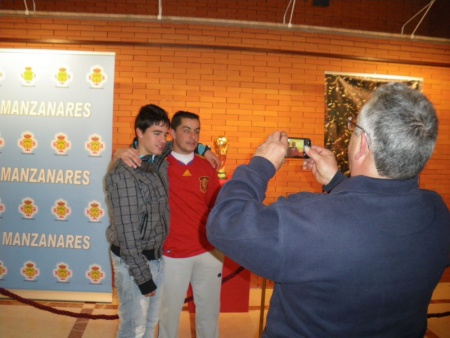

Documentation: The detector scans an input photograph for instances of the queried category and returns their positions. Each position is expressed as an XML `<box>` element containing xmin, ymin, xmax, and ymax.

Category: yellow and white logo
<box><xmin>0</xmin><ymin>66</ymin><xmax>5</xmax><ymax>84</ymax></box>
<box><xmin>19</xmin><ymin>198</ymin><xmax>38</xmax><ymax>219</ymax></box>
<box><xmin>51</xmin><ymin>133</ymin><xmax>71</xmax><ymax>155</ymax></box>
<box><xmin>0</xmin><ymin>199</ymin><xmax>5</xmax><ymax>216</ymax></box>
<box><xmin>18</xmin><ymin>132</ymin><xmax>38</xmax><ymax>154</ymax></box>
<box><xmin>85</xmin><ymin>201</ymin><xmax>104</xmax><ymax>222</ymax></box>
<box><xmin>87</xmin><ymin>65</ymin><xmax>107</xmax><ymax>88</ymax></box>
<box><xmin>0</xmin><ymin>261</ymin><xmax>7</xmax><ymax>279</ymax></box>
<box><xmin>20</xmin><ymin>66</ymin><xmax>37</xmax><ymax>86</ymax></box>
<box><xmin>53</xmin><ymin>66</ymin><xmax>73</xmax><ymax>87</ymax></box>
<box><xmin>21</xmin><ymin>261</ymin><xmax>40</xmax><ymax>281</ymax></box>
<box><xmin>54</xmin><ymin>263</ymin><xmax>73</xmax><ymax>282</ymax></box>
<box><xmin>85</xmin><ymin>134</ymin><xmax>105</xmax><ymax>156</ymax></box>
<box><xmin>52</xmin><ymin>199</ymin><xmax>71</xmax><ymax>221</ymax></box>
<box><xmin>86</xmin><ymin>265</ymin><xmax>105</xmax><ymax>284</ymax></box>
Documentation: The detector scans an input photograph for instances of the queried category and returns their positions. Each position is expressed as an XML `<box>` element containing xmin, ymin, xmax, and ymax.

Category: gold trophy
<box><xmin>214</xmin><ymin>136</ymin><xmax>229</xmax><ymax>180</ymax></box>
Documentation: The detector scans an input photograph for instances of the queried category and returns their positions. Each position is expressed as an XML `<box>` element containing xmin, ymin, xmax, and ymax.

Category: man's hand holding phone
<box><xmin>303</xmin><ymin>145</ymin><xmax>338</xmax><ymax>185</ymax></box>
<box><xmin>254</xmin><ymin>131</ymin><xmax>289</xmax><ymax>171</ymax></box>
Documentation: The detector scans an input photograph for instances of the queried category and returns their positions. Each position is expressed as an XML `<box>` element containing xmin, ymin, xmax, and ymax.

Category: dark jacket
<box><xmin>207</xmin><ymin>156</ymin><xmax>450</xmax><ymax>337</ymax></box>
<box><xmin>105</xmin><ymin>148</ymin><xmax>170</xmax><ymax>294</ymax></box>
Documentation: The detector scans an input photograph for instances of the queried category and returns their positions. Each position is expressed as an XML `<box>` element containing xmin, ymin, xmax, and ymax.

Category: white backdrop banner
<box><xmin>0</xmin><ymin>49</ymin><xmax>115</xmax><ymax>302</ymax></box>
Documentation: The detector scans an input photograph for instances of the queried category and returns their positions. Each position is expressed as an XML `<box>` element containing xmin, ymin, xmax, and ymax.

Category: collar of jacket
<box><xmin>331</xmin><ymin>175</ymin><xmax>419</xmax><ymax>195</ymax></box>
<box><xmin>134</xmin><ymin>142</ymin><xmax>171</xmax><ymax>171</ymax></box>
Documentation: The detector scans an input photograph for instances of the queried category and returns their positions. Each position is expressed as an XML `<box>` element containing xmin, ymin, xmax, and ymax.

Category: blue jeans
<box><xmin>111</xmin><ymin>253</ymin><xmax>165</xmax><ymax>338</ymax></box>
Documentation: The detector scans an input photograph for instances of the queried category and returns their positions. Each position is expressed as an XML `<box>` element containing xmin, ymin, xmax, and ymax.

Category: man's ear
<box><xmin>169</xmin><ymin>128</ymin><xmax>176</xmax><ymax>139</ymax></box>
<box><xmin>136</xmin><ymin>128</ymin><xmax>143</xmax><ymax>139</ymax></box>
<box><xmin>355</xmin><ymin>133</ymin><xmax>370</xmax><ymax>161</ymax></box>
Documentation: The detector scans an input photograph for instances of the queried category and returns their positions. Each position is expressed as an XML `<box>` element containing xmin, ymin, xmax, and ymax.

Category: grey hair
<box><xmin>358</xmin><ymin>82</ymin><xmax>438</xmax><ymax>179</ymax></box>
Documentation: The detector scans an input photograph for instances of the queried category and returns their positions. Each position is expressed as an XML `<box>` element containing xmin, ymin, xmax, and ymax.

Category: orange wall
<box><xmin>1</xmin><ymin>9</ymin><xmax>450</xmax><ymax>207</ymax></box>
<box><xmin>2</xmin><ymin>0</ymin><xmax>450</xmax><ymax>38</ymax></box>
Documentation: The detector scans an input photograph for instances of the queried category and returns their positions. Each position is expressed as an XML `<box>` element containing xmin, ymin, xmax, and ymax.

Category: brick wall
<box><xmin>1</xmin><ymin>5</ymin><xmax>449</xmax><ymax>205</ymax></box>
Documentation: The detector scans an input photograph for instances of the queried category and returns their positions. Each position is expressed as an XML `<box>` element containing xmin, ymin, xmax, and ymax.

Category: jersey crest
<box><xmin>199</xmin><ymin>176</ymin><xmax>209</xmax><ymax>193</ymax></box>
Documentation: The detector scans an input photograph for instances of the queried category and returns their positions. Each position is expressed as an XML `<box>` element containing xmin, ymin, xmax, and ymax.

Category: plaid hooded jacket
<box><xmin>105</xmin><ymin>147</ymin><xmax>170</xmax><ymax>294</ymax></box>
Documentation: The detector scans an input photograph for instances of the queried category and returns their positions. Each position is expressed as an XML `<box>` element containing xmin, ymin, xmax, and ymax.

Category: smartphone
<box><xmin>286</xmin><ymin>137</ymin><xmax>311</xmax><ymax>159</ymax></box>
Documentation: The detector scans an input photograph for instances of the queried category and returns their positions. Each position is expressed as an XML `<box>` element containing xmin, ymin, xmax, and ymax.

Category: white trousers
<box><xmin>158</xmin><ymin>250</ymin><xmax>224</xmax><ymax>338</ymax></box>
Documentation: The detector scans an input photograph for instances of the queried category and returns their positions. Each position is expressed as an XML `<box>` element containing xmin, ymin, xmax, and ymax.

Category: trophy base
<box><xmin>217</xmin><ymin>170</ymin><xmax>227</xmax><ymax>180</ymax></box>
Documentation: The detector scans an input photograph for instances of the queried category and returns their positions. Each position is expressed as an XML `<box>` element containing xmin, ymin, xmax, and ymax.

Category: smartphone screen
<box><xmin>286</xmin><ymin>137</ymin><xmax>311</xmax><ymax>159</ymax></box>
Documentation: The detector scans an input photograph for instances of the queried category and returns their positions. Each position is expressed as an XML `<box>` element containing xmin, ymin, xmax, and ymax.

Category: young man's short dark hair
<box><xmin>135</xmin><ymin>104</ymin><xmax>170</xmax><ymax>133</ymax></box>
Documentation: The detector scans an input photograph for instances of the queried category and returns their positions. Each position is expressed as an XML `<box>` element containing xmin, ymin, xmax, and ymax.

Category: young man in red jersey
<box><xmin>158</xmin><ymin>111</ymin><xmax>223</xmax><ymax>338</ymax></box>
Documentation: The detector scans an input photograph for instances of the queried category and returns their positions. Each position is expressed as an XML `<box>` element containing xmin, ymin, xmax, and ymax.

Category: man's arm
<box><xmin>206</xmin><ymin>132</ymin><xmax>288</xmax><ymax>280</ymax></box>
<box><xmin>253</xmin><ymin>131</ymin><xmax>288</xmax><ymax>170</ymax></box>
<box><xmin>207</xmin><ymin>156</ymin><xmax>282</xmax><ymax>281</ymax></box>
<box><xmin>206</xmin><ymin>132</ymin><xmax>343</xmax><ymax>281</ymax></box>
<box><xmin>113</xmin><ymin>148</ymin><xmax>140</xmax><ymax>168</ymax></box>
<box><xmin>113</xmin><ymin>141</ymin><xmax>219</xmax><ymax>169</ymax></box>
<box><xmin>203</xmin><ymin>147</ymin><xmax>220</xmax><ymax>169</ymax></box>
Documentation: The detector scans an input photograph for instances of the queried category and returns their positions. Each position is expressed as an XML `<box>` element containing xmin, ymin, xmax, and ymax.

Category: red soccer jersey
<box><xmin>164</xmin><ymin>154</ymin><xmax>221</xmax><ymax>258</ymax></box>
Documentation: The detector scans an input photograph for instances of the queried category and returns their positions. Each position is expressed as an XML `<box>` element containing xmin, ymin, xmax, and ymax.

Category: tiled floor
<box><xmin>1</xmin><ymin>285</ymin><xmax>450</xmax><ymax>338</ymax></box>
